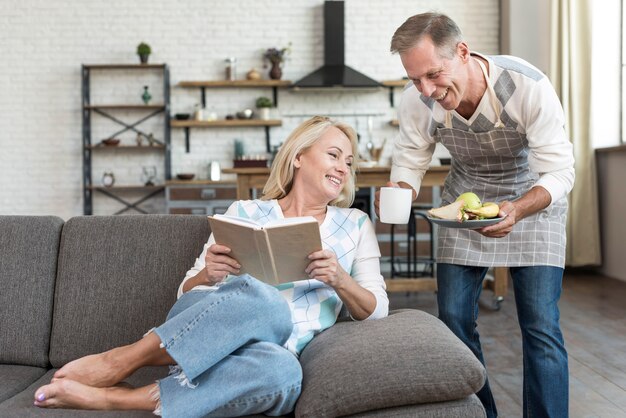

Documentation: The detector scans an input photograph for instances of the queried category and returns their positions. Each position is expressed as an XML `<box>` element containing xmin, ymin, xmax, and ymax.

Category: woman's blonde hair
<box><xmin>262</xmin><ymin>116</ymin><xmax>359</xmax><ymax>208</ymax></box>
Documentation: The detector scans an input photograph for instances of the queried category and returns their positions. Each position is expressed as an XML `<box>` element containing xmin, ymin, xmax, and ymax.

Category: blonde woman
<box><xmin>34</xmin><ymin>116</ymin><xmax>388</xmax><ymax>417</ymax></box>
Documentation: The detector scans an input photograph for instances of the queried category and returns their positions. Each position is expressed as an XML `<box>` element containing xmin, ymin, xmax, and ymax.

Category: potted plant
<box><xmin>263</xmin><ymin>43</ymin><xmax>291</xmax><ymax>80</ymax></box>
<box><xmin>255</xmin><ymin>96</ymin><xmax>273</xmax><ymax>120</ymax></box>
<box><xmin>137</xmin><ymin>42</ymin><xmax>151</xmax><ymax>64</ymax></box>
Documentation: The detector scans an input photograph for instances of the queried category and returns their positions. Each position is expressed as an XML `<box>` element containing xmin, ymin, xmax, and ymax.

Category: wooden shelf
<box><xmin>171</xmin><ymin>119</ymin><xmax>281</xmax><ymax>128</ymax></box>
<box><xmin>85</xmin><ymin>104</ymin><xmax>165</xmax><ymax>110</ymax></box>
<box><xmin>83</xmin><ymin>64</ymin><xmax>167</xmax><ymax>70</ymax></box>
<box><xmin>381</xmin><ymin>79</ymin><xmax>410</xmax><ymax>107</ymax></box>
<box><xmin>381</xmin><ymin>79</ymin><xmax>410</xmax><ymax>87</ymax></box>
<box><xmin>176</xmin><ymin>79</ymin><xmax>289</xmax><ymax>153</ymax></box>
<box><xmin>178</xmin><ymin>80</ymin><xmax>292</xmax><ymax>88</ymax></box>
<box><xmin>87</xmin><ymin>144</ymin><xmax>165</xmax><ymax>150</ymax></box>
<box><xmin>165</xmin><ymin>179</ymin><xmax>236</xmax><ymax>186</ymax></box>
<box><xmin>89</xmin><ymin>185</ymin><xmax>164</xmax><ymax>191</ymax></box>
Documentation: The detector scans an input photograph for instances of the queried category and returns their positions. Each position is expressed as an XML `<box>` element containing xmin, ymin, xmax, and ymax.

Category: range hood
<box><xmin>293</xmin><ymin>1</ymin><xmax>381</xmax><ymax>90</ymax></box>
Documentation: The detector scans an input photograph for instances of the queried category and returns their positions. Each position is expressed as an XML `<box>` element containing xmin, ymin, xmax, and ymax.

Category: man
<box><xmin>381</xmin><ymin>12</ymin><xmax>574</xmax><ymax>418</ymax></box>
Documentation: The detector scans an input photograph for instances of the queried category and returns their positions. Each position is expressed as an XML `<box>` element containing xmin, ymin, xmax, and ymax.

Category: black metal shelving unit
<box><xmin>81</xmin><ymin>63</ymin><xmax>171</xmax><ymax>215</ymax></box>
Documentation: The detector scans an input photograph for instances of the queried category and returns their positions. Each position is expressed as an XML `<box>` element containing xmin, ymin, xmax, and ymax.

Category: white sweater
<box><xmin>391</xmin><ymin>53</ymin><xmax>575</xmax><ymax>205</ymax></box>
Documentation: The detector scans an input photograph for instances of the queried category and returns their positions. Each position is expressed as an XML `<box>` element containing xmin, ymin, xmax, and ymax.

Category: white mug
<box><xmin>379</xmin><ymin>187</ymin><xmax>413</xmax><ymax>224</ymax></box>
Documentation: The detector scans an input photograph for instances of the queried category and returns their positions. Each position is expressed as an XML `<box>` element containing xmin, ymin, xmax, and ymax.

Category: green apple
<box><xmin>456</xmin><ymin>192</ymin><xmax>482</xmax><ymax>210</ymax></box>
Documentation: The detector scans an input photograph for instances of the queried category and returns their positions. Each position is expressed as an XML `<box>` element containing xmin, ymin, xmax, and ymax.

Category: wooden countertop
<box><xmin>222</xmin><ymin>165</ymin><xmax>450</xmax><ymax>200</ymax></box>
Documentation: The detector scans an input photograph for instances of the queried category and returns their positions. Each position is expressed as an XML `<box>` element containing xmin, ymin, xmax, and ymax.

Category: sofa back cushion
<box><xmin>49</xmin><ymin>215</ymin><xmax>210</xmax><ymax>367</ymax></box>
<box><xmin>0</xmin><ymin>216</ymin><xmax>64</xmax><ymax>367</ymax></box>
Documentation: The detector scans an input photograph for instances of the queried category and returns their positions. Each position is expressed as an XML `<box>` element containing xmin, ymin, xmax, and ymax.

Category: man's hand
<box><xmin>374</xmin><ymin>181</ymin><xmax>416</xmax><ymax>217</ymax></box>
<box><xmin>477</xmin><ymin>200</ymin><xmax>515</xmax><ymax>238</ymax></box>
<box><xmin>477</xmin><ymin>186</ymin><xmax>552</xmax><ymax>238</ymax></box>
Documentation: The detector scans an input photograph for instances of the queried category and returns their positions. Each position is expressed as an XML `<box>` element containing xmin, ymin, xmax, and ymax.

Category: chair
<box><xmin>390</xmin><ymin>207</ymin><xmax>435</xmax><ymax>278</ymax></box>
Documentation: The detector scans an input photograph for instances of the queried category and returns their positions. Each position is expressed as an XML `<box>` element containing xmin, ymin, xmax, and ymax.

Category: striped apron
<box><xmin>435</xmin><ymin>60</ymin><xmax>567</xmax><ymax>268</ymax></box>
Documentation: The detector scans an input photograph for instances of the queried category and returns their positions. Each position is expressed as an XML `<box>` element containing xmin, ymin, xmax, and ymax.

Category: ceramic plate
<box><xmin>427</xmin><ymin>216</ymin><xmax>505</xmax><ymax>229</ymax></box>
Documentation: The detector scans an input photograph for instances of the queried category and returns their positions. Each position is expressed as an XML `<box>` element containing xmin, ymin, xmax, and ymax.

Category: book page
<box><xmin>212</xmin><ymin>214</ymin><xmax>262</xmax><ymax>229</ymax></box>
<box><xmin>265</xmin><ymin>216</ymin><xmax>317</xmax><ymax>228</ymax></box>
<box><xmin>265</xmin><ymin>221</ymin><xmax>322</xmax><ymax>283</ymax></box>
<box><xmin>207</xmin><ymin>217</ymin><xmax>270</xmax><ymax>280</ymax></box>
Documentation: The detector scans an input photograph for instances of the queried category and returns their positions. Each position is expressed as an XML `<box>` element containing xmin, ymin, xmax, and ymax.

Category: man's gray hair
<box><xmin>390</xmin><ymin>12</ymin><xmax>463</xmax><ymax>58</ymax></box>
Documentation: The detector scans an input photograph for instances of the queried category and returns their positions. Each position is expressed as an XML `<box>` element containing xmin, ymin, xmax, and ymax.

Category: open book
<box><xmin>207</xmin><ymin>214</ymin><xmax>323</xmax><ymax>285</ymax></box>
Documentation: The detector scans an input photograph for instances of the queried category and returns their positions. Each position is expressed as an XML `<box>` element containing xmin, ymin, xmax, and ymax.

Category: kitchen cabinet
<box><xmin>165</xmin><ymin>180</ymin><xmax>237</xmax><ymax>215</ymax></box>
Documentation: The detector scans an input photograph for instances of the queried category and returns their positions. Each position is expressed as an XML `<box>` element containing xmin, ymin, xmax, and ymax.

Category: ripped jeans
<box><xmin>152</xmin><ymin>275</ymin><xmax>302</xmax><ymax>418</ymax></box>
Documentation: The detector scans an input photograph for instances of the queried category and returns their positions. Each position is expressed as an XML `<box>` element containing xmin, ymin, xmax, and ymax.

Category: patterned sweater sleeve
<box><xmin>350</xmin><ymin>213</ymin><xmax>389</xmax><ymax>320</ymax></box>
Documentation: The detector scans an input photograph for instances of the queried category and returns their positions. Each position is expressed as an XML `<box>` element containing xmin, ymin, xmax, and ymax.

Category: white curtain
<box><xmin>549</xmin><ymin>0</ymin><xmax>602</xmax><ymax>266</ymax></box>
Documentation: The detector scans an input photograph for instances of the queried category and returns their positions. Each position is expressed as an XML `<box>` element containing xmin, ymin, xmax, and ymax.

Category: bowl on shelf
<box><xmin>236</xmin><ymin>109</ymin><xmax>254</xmax><ymax>119</ymax></box>
<box><xmin>174</xmin><ymin>113</ymin><xmax>191</xmax><ymax>120</ymax></box>
<box><xmin>101</xmin><ymin>138</ymin><xmax>120</xmax><ymax>146</ymax></box>
<box><xmin>176</xmin><ymin>173</ymin><xmax>195</xmax><ymax>180</ymax></box>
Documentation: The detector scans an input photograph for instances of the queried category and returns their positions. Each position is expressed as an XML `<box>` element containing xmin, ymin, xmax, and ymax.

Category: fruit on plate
<box><xmin>428</xmin><ymin>192</ymin><xmax>500</xmax><ymax>222</ymax></box>
<box><xmin>465</xmin><ymin>202</ymin><xmax>500</xmax><ymax>219</ymax></box>
<box><xmin>427</xmin><ymin>200</ymin><xmax>465</xmax><ymax>221</ymax></box>
<box><xmin>455</xmin><ymin>192</ymin><xmax>482</xmax><ymax>210</ymax></box>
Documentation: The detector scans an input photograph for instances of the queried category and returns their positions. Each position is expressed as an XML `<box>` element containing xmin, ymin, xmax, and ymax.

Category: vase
<box><xmin>269</xmin><ymin>62</ymin><xmax>282</xmax><ymax>80</ymax></box>
<box><xmin>139</xmin><ymin>54</ymin><xmax>149</xmax><ymax>64</ymax></box>
<box><xmin>142</xmin><ymin>86</ymin><xmax>152</xmax><ymax>105</ymax></box>
<box><xmin>258</xmin><ymin>107</ymin><xmax>270</xmax><ymax>120</ymax></box>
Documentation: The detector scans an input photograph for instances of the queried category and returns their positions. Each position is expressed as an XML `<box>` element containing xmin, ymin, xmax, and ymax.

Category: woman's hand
<box><xmin>202</xmin><ymin>244</ymin><xmax>241</xmax><ymax>285</ymax></box>
<box><xmin>305</xmin><ymin>249</ymin><xmax>348</xmax><ymax>289</ymax></box>
<box><xmin>478</xmin><ymin>200</ymin><xmax>516</xmax><ymax>238</ymax></box>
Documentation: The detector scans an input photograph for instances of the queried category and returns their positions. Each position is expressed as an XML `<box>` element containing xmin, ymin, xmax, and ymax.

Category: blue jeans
<box><xmin>153</xmin><ymin>275</ymin><xmax>302</xmax><ymax>418</ymax></box>
<box><xmin>437</xmin><ymin>264</ymin><xmax>568</xmax><ymax>418</ymax></box>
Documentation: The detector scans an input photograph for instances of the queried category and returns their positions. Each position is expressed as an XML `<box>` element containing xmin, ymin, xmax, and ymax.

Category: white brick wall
<box><xmin>0</xmin><ymin>0</ymin><xmax>499</xmax><ymax>218</ymax></box>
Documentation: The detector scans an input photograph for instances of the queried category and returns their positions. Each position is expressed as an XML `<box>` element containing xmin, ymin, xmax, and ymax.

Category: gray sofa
<box><xmin>0</xmin><ymin>215</ymin><xmax>486</xmax><ymax>417</ymax></box>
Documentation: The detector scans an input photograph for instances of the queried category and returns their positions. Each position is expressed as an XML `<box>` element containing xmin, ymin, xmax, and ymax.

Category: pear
<box><xmin>427</xmin><ymin>200</ymin><xmax>465</xmax><ymax>221</ymax></box>
<box><xmin>465</xmin><ymin>202</ymin><xmax>500</xmax><ymax>219</ymax></box>
<box><xmin>456</xmin><ymin>192</ymin><xmax>482</xmax><ymax>210</ymax></box>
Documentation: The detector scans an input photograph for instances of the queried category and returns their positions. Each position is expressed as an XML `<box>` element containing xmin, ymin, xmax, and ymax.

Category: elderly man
<box><xmin>381</xmin><ymin>12</ymin><xmax>574</xmax><ymax>418</ymax></box>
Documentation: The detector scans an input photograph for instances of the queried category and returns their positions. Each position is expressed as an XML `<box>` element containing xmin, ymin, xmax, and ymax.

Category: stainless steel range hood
<box><xmin>292</xmin><ymin>1</ymin><xmax>381</xmax><ymax>90</ymax></box>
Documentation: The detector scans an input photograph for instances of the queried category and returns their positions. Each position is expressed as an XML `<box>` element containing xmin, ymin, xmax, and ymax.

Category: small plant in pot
<box><xmin>137</xmin><ymin>42</ymin><xmax>151</xmax><ymax>64</ymax></box>
<box><xmin>255</xmin><ymin>96</ymin><xmax>273</xmax><ymax>120</ymax></box>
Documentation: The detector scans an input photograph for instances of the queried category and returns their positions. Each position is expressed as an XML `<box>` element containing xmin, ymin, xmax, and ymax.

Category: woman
<box><xmin>34</xmin><ymin>116</ymin><xmax>389</xmax><ymax>417</ymax></box>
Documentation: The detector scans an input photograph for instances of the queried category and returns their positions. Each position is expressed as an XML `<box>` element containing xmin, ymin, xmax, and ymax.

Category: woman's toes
<box><xmin>34</xmin><ymin>384</ymin><xmax>56</xmax><ymax>407</ymax></box>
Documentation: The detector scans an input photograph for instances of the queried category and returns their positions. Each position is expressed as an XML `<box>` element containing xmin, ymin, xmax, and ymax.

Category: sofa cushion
<box><xmin>343</xmin><ymin>395</ymin><xmax>485</xmax><ymax>417</ymax></box>
<box><xmin>48</xmin><ymin>215</ymin><xmax>210</xmax><ymax>367</ymax></box>
<box><xmin>0</xmin><ymin>368</ymin><xmax>164</xmax><ymax>417</ymax></box>
<box><xmin>0</xmin><ymin>365</ymin><xmax>47</xmax><ymax>404</ymax></box>
<box><xmin>0</xmin><ymin>216</ymin><xmax>64</xmax><ymax>367</ymax></box>
<box><xmin>295</xmin><ymin>309</ymin><xmax>486</xmax><ymax>417</ymax></box>
<box><xmin>0</xmin><ymin>368</ymin><xmax>272</xmax><ymax>417</ymax></box>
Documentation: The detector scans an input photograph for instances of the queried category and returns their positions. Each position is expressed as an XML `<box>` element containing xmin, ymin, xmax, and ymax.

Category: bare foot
<box><xmin>52</xmin><ymin>348</ymin><xmax>132</xmax><ymax>388</ymax></box>
<box><xmin>53</xmin><ymin>333</ymin><xmax>171</xmax><ymax>387</ymax></box>
<box><xmin>34</xmin><ymin>380</ymin><xmax>156</xmax><ymax>411</ymax></box>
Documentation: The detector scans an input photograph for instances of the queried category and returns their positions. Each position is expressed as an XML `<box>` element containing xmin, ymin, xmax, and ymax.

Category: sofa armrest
<box><xmin>295</xmin><ymin>309</ymin><xmax>486</xmax><ymax>417</ymax></box>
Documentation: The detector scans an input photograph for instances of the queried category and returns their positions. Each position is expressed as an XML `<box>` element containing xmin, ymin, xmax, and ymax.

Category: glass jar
<box><xmin>225</xmin><ymin>57</ymin><xmax>237</xmax><ymax>81</ymax></box>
